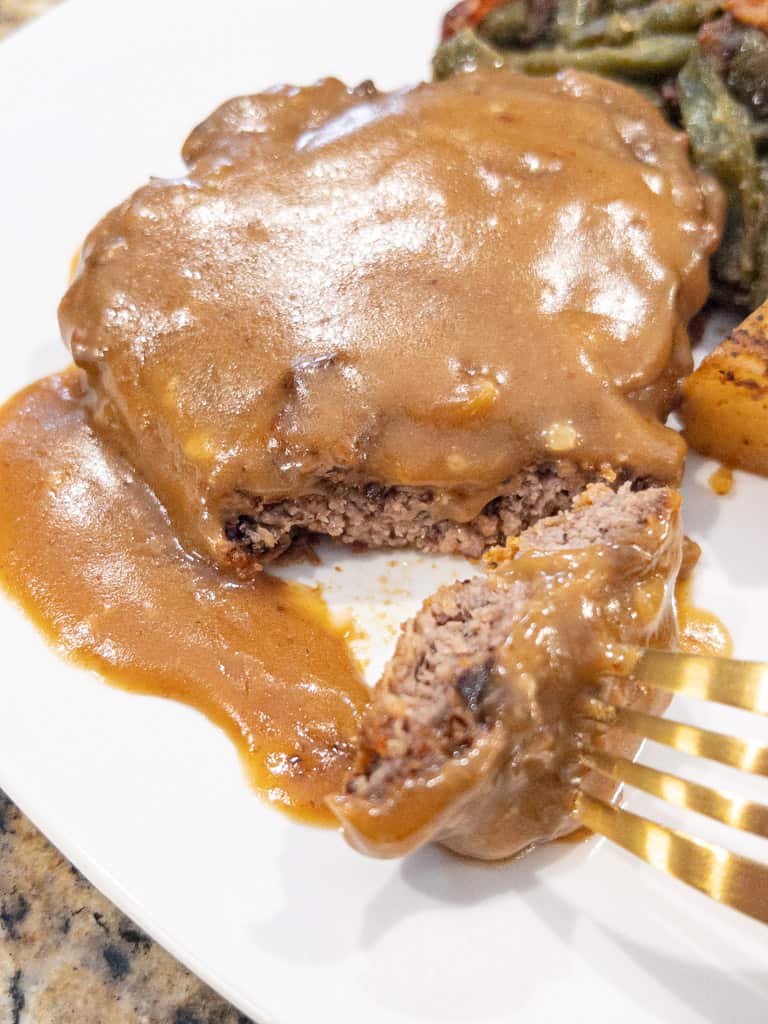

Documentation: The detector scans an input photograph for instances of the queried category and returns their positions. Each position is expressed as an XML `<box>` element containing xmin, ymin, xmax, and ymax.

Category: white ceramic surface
<box><xmin>1</xmin><ymin>2</ymin><xmax>767</xmax><ymax>1021</ymax></box>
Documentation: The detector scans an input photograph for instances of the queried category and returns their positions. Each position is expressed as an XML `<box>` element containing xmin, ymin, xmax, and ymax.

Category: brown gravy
<box><xmin>676</xmin><ymin>576</ymin><xmax>733</xmax><ymax>658</ymax></box>
<box><xmin>335</xmin><ymin>487</ymin><xmax>683</xmax><ymax>860</ymax></box>
<box><xmin>559</xmin><ymin>549</ymin><xmax>733</xmax><ymax>849</ymax></box>
<box><xmin>0</xmin><ymin>371</ymin><xmax>369</xmax><ymax>824</ymax></box>
<box><xmin>0</xmin><ymin>72</ymin><xmax>730</xmax><ymax>835</ymax></box>
<box><xmin>709</xmin><ymin>465</ymin><xmax>734</xmax><ymax>496</ymax></box>
<box><xmin>59</xmin><ymin>70</ymin><xmax>721</xmax><ymax>567</ymax></box>
<box><xmin>0</xmin><ymin>371</ymin><xmax>731</xmax><ymax>829</ymax></box>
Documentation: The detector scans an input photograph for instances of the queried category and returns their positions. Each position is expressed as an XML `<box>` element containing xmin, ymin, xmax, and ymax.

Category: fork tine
<box><xmin>576</xmin><ymin>792</ymin><xmax>768</xmax><ymax>925</ymax></box>
<box><xmin>581</xmin><ymin>748</ymin><xmax>768</xmax><ymax>839</ymax></box>
<box><xmin>578</xmin><ymin>700</ymin><xmax>768</xmax><ymax>776</ymax></box>
<box><xmin>631</xmin><ymin>650</ymin><xmax>768</xmax><ymax>714</ymax></box>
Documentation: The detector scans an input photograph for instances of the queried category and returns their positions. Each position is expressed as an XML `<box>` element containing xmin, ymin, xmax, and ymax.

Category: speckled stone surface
<box><xmin>0</xmin><ymin>794</ymin><xmax>253</xmax><ymax>1024</ymax></box>
<box><xmin>0</xmin><ymin>3</ymin><xmax>255</xmax><ymax>1021</ymax></box>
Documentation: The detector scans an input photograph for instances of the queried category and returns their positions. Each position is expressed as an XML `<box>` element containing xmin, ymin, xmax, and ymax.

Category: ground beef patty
<box><xmin>330</xmin><ymin>483</ymin><xmax>682</xmax><ymax>860</ymax></box>
<box><xmin>223</xmin><ymin>461</ymin><xmax>611</xmax><ymax>563</ymax></box>
<box><xmin>59</xmin><ymin>71</ymin><xmax>717</xmax><ymax>572</ymax></box>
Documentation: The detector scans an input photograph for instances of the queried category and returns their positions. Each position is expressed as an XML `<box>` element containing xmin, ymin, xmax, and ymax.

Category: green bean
<box><xmin>566</xmin><ymin>0</ymin><xmax>721</xmax><ymax>48</ymax></box>
<box><xmin>610</xmin><ymin>0</ymin><xmax>657</xmax><ymax>11</ymax></box>
<box><xmin>433</xmin><ymin>29</ymin><xmax>506</xmax><ymax>81</ymax></box>
<box><xmin>556</xmin><ymin>0</ymin><xmax>603</xmax><ymax>44</ymax></box>
<box><xmin>432</xmin><ymin>4</ymin><xmax>768</xmax><ymax>307</ymax></box>
<box><xmin>481</xmin><ymin>1</ymin><xmax>529</xmax><ymax>45</ymax></box>
<box><xmin>678</xmin><ymin>46</ymin><xmax>767</xmax><ymax>306</ymax></box>
<box><xmin>753</xmin><ymin>164</ymin><xmax>768</xmax><ymax>305</ymax></box>
<box><xmin>502</xmin><ymin>31</ymin><xmax>697</xmax><ymax>77</ymax></box>
<box><xmin>728</xmin><ymin>26</ymin><xmax>768</xmax><ymax>120</ymax></box>
<box><xmin>749</xmin><ymin>226</ymin><xmax>768</xmax><ymax>308</ymax></box>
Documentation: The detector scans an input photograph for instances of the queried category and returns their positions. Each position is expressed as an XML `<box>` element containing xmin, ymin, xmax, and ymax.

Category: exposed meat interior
<box><xmin>331</xmin><ymin>483</ymin><xmax>682</xmax><ymax>860</ymax></box>
<box><xmin>224</xmin><ymin>463</ymin><xmax>605</xmax><ymax>563</ymax></box>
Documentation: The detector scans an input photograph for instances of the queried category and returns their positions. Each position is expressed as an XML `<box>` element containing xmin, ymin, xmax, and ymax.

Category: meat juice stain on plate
<box><xmin>0</xmin><ymin>371</ymin><xmax>369</xmax><ymax>826</ymax></box>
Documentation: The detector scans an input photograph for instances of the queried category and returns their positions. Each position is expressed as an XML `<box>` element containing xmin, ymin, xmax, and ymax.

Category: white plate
<box><xmin>2</xmin><ymin>2</ymin><xmax>768</xmax><ymax>1021</ymax></box>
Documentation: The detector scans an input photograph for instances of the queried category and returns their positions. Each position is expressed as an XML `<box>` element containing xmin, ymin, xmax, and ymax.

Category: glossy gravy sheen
<box><xmin>335</xmin><ymin>489</ymin><xmax>683</xmax><ymax>860</ymax></box>
<box><xmin>0</xmin><ymin>374</ymin><xmax>731</xmax><ymax>826</ymax></box>
<box><xmin>0</xmin><ymin>371</ymin><xmax>369</xmax><ymax>824</ymax></box>
<box><xmin>0</xmin><ymin>71</ymin><xmax>730</xmax><ymax>830</ymax></box>
<box><xmin>559</xmin><ymin>553</ymin><xmax>733</xmax><ymax>849</ymax></box>
<box><xmin>59</xmin><ymin>70</ymin><xmax>722</xmax><ymax>566</ymax></box>
<box><xmin>709</xmin><ymin>465</ymin><xmax>734</xmax><ymax>496</ymax></box>
<box><xmin>676</xmin><ymin>576</ymin><xmax>733</xmax><ymax>657</ymax></box>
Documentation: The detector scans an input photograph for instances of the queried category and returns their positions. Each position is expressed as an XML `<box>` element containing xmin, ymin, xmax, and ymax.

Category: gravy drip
<box><xmin>709</xmin><ymin>465</ymin><xmax>734</xmax><ymax>496</ymax></box>
<box><xmin>0</xmin><ymin>372</ymin><xmax>369</xmax><ymax>824</ymax></box>
<box><xmin>676</xmin><ymin>576</ymin><xmax>733</xmax><ymax>657</ymax></box>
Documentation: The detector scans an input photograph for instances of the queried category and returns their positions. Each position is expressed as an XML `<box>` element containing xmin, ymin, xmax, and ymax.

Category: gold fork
<box><xmin>575</xmin><ymin>649</ymin><xmax>768</xmax><ymax>925</ymax></box>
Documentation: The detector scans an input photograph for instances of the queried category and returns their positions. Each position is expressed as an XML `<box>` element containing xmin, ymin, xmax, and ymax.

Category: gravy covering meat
<box><xmin>333</xmin><ymin>485</ymin><xmax>681</xmax><ymax>859</ymax></box>
<box><xmin>59</xmin><ymin>69</ymin><xmax>721</xmax><ymax>569</ymax></box>
<box><xmin>0</xmin><ymin>69</ymin><xmax>727</xmax><ymax>835</ymax></box>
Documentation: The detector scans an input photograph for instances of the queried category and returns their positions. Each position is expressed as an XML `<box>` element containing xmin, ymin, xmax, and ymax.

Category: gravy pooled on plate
<box><xmin>0</xmin><ymin>373</ymin><xmax>368</xmax><ymax>822</ymax></box>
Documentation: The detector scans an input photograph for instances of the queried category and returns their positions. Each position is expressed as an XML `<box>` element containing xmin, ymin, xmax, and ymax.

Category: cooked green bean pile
<box><xmin>434</xmin><ymin>2</ymin><xmax>768</xmax><ymax>308</ymax></box>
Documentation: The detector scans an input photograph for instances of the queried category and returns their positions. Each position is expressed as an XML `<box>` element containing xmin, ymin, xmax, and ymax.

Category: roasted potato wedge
<box><xmin>680</xmin><ymin>301</ymin><xmax>768</xmax><ymax>474</ymax></box>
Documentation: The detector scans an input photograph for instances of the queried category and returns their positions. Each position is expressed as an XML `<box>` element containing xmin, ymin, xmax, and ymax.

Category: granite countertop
<box><xmin>0</xmin><ymin>3</ymin><xmax>254</xmax><ymax>1021</ymax></box>
<box><xmin>0</xmin><ymin>795</ymin><xmax>251</xmax><ymax>1024</ymax></box>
